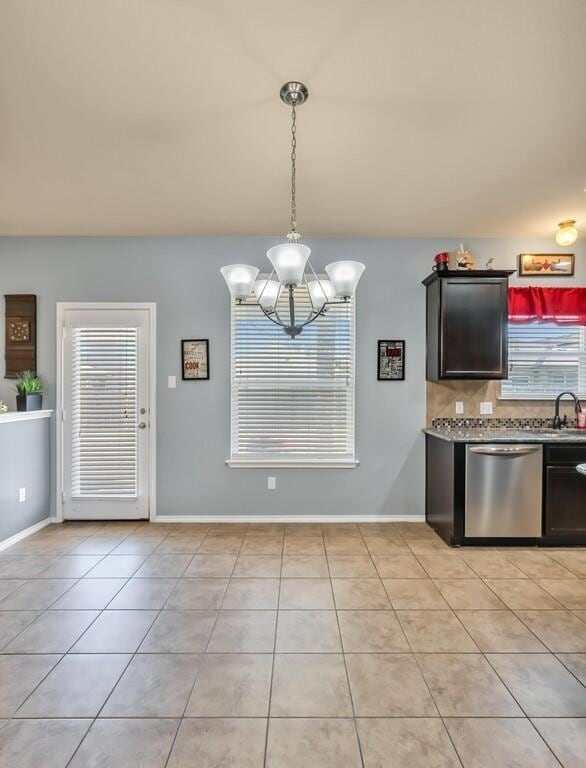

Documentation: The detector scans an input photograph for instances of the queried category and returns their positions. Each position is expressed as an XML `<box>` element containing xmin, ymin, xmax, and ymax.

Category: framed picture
<box><xmin>182</xmin><ymin>339</ymin><xmax>209</xmax><ymax>380</ymax></box>
<box><xmin>378</xmin><ymin>340</ymin><xmax>405</xmax><ymax>381</ymax></box>
<box><xmin>4</xmin><ymin>294</ymin><xmax>37</xmax><ymax>378</ymax></box>
<box><xmin>518</xmin><ymin>253</ymin><xmax>575</xmax><ymax>277</ymax></box>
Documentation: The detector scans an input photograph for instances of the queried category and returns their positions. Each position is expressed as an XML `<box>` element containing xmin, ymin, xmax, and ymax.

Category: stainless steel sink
<box><xmin>519</xmin><ymin>429</ymin><xmax>585</xmax><ymax>438</ymax></box>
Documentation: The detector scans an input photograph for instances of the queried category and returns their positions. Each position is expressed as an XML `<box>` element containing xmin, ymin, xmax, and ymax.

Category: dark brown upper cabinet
<box><xmin>423</xmin><ymin>270</ymin><xmax>515</xmax><ymax>380</ymax></box>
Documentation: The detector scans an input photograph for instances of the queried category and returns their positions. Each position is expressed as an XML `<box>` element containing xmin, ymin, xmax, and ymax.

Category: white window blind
<box><xmin>502</xmin><ymin>322</ymin><xmax>586</xmax><ymax>399</ymax></box>
<box><xmin>230</xmin><ymin>283</ymin><xmax>356</xmax><ymax>465</ymax></box>
<box><xmin>71</xmin><ymin>327</ymin><xmax>138</xmax><ymax>497</ymax></box>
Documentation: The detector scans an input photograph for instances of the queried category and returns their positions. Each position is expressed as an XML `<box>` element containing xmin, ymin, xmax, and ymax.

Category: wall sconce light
<box><xmin>556</xmin><ymin>219</ymin><xmax>578</xmax><ymax>247</ymax></box>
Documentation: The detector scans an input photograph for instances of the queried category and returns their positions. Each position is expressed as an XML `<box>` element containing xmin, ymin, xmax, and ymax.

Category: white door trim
<box><xmin>56</xmin><ymin>302</ymin><xmax>157</xmax><ymax>523</ymax></box>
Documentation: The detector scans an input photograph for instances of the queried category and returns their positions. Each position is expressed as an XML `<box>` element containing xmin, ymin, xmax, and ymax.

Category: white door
<box><xmin>60</xmin><ymin>306</ymin><xmax>152</xmax><ymax>520</ymax></box>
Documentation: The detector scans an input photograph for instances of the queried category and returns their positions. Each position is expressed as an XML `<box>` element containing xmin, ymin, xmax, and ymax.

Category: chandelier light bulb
<box><xmin>307</xmin><ymin>279</ymin><xmax>335</xmax><ymax>311</ymax></box>
<box><xmin>253</xmin><ymin>279</ymin><xmax>281</xmax><ymax>311</ymax></box>
<box><xmin>267</xmin><ymin>243</ymin><xmax>311</xmax><ymax>287</ymax></box>
<box><xmin>325</xmin><ymin>261</ymin><xmax>366</xmax><ymax>298</ymax></box>
<box><xmin>220</xmin><ymin>264</ymin><xmax>259</xmax><ymax>300</ymax></box>
<box><xmin>555</xmin><ymin>219</ymin><xmax>578</xmax><ymax>247</ymax></box>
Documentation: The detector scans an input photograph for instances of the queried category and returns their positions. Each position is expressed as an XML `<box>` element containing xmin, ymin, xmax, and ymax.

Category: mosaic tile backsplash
<box><xmin>426</xmin><ymin>380</ymin><xmax>585</xmax><ymax>426</ymax></box>
<box><xmin>431</xmin><ymin>416</ymin><xmax>578</xmax><ymax>430</ymax></box>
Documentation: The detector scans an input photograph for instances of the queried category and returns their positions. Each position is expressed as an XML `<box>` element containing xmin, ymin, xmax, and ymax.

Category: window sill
<box><xmin>226</xmin><ymin>458</ymin><xmax>360</xmax><ymax>469</ymax></box>
<box><xmin>498</xmin><ymin>394</ymin><xmax>586</xmax><ymax>401</ymax></box>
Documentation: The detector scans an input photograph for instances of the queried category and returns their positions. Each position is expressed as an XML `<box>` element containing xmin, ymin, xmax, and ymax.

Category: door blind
<box><xmin>502</xmin><ymin>322</ymin><xmax>586</xmax><ymax>399</ymax></box>
<box><xmin>231</xmin><ymin>284</ymin><xmax>355</xmax><ymax>460</ymax></box>
<box><xmin>71</xmin><ymin>327</ymin><xmax>138</xmax><ymax>497</ymax></box>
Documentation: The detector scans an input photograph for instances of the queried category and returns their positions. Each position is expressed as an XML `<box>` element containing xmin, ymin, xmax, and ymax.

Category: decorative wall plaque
<box><xmin>181</xmin><ymin>339</ymin><xmax>209</xmax><ymax>380</ymax></box>
<box><xmin>518</xmin><ymin>253</ymin><xmax>575</xmax><ymax>277</ymax></box>
<box><xmin>4</xmin><ymin>295</ymin><xmax>37</xmax><ymax>378</ymax></box>
<box><xmin>378</xmin><ymin>339</ymin><xmax>405</xmax><ymax>381</ymax></box>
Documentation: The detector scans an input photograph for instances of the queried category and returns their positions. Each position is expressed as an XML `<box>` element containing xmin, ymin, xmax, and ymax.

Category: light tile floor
<box><xmin>0</xmin><ymin>521</ymin><xmax>585</xmax><ymax>767</ymax></box>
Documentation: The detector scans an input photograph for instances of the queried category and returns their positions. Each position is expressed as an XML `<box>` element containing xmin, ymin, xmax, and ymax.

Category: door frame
<box><xmin>55</xmin><ymin>302</ymin><xmax>157</xmax><ymax>523</ymax></box>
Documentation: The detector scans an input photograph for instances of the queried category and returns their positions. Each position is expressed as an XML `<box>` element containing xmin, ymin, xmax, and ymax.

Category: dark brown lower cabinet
<box><xmin>544</xmin><ymin>445</ymin><xmax>586</xmax><ymax>537</ymax></box>
<box><xmin>426</xmin><ymin>434</ymin><xmax>586</xmax><ymax>546</ymax></box>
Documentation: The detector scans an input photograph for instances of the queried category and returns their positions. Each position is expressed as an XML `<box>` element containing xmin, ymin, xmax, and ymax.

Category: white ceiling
<box><xmin>0</xmin><ymin>0</ymin><xmax>585</xmax><ymax>237</ymax></box>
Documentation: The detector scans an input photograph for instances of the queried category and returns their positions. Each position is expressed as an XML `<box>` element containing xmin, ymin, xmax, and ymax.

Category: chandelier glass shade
<box><xmin>253</xmin><ymin>279</ymin><xmax>281</xmax><ymax>311</ymax></box>
<box><xmin>220</xmin><ymin>81</ymin><xmax>365</xmax><ymax>338</ymax></box>
<box><xmin>325</xmin><ymin>261</ymin><xmax>366</xmax><ymax>299</ymax></box>
<box><xmin>220</xmin><ymin>264</ymin><xmax>259</xmax><ymax>301</ymax></box>
<box><xmin>307</xmin><ymin>279</ymin><xmax>335</xmax><ymax>311</ymax></box>
<box><xmin>267</xmin><ymin>242</ymin><xmax>311</xmax><ymax>286</ymax></box>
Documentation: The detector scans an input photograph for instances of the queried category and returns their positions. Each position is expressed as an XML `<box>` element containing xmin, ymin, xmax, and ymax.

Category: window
<box><xmin>501</xmin><ymin>322</ymin><xmax>586</xmax><ymax>399</ymax></box>
<box><xmin>228</xmin><ymin>282</ymin><xmax>357</xmax><ymax>467</ymax></box>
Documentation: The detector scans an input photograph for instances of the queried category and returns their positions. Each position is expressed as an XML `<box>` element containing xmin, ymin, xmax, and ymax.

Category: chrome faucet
<box><xmin>552</xmin><ymin>392</ymin><xmax>582</xmax><ymax>429</ymax></box>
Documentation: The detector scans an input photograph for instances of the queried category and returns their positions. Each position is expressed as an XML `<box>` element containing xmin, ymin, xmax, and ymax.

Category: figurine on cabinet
<box><xmin>455</xmin><ymin>243</ymin><xmax>476</xmax><ymax>270</ymax></box>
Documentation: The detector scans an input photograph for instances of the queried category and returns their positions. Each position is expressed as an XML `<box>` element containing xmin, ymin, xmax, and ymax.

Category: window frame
<box><xmin>226</xmin><ymin>281</ymin><xmax>359</xmax><ymax>469</ymax></box>
<box><xmin>500</xmin><ymin>320</ymin><xmax>586</xmax><ymax>401</ymax></box>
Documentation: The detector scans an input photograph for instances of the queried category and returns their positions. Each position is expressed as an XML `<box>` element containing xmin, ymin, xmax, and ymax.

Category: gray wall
<box><xmin>1</xmin><ymin>236</ymin><xmax>584</xmax><ymax>519</ymax></box>
<box><xmin>0</xmin><ymin>417</ymin><xmax>51</xmax><ymax>540</ymax></box>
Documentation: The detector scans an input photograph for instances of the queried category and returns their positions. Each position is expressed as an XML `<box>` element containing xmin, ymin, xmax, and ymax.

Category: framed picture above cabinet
<box><xmin>518</xmin><ymin>253</ymin><xmax>575</xmax><ymax>277</ymax></box>
<box><xmin>4</xmin><ymin>294</ymin><xmax>37</xmax><ymax>379</ymax></box>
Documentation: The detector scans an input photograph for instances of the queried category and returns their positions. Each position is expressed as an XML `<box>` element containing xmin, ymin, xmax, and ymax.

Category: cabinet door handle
<box><xmin>576</xmin><ymin>464</ymin><xmax>586</xmax><ymax>476</ymax></box>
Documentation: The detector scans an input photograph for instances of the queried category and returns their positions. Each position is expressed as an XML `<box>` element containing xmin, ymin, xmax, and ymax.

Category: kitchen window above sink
<box><xmin>503</xmin><ymin>287</ymin><xmax>586</xmax><ymax>400</ymax></box>
<box><xmin>501</xmin><ymin>321</ymin><xmax>586</xmax><ymax>400</ymax></box>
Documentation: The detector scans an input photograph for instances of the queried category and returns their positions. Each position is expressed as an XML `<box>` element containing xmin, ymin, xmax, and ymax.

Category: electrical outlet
<box><xmin>480</xmin><ymin>401</ymin><xmax>494</xmax><ymax>415</ymax></box>
<box><xmin>267</xmin><ymin>477</ymin><xmax>276</xmax><ymax>490</ymax></box>
<box><xmin>19</xmin><ymin>488</ymin><xmax>26</xmax><ymax>503</ymax></box>
<box><xmin>168</xmin><ymin>375</ymin><xmax>177</xmax><ymax>389</ymax></box>
<box><xmin>455</xmin><ymin>401</ymin><xmax>464</xmax><ymax>415</ymax></box>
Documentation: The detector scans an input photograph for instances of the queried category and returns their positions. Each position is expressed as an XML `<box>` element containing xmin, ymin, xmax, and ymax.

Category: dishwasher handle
<box><xmin>468</xmin><ymin>445</ymin><xmax>542</xmax><ymax>457</ymax></box>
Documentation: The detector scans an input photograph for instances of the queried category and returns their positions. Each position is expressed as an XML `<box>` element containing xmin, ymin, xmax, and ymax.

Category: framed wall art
<box><xmin>378</xmin><ymin>340</ymin><xmax>405</xmax><ymax>381</ymax></box>
<box><xmin>518</xmin><ymin>253</ymin><xmax>575</xmax><ymax>277</ymax></box>
<box><xmin>4</xmin><ymin>294</ymin><xmax>37</xmax><ymax>379</ymax></box>
<box><xmin>182</xmin><ymin>339</ymin><xmax>209</xmax><ymax>380</ymax></box>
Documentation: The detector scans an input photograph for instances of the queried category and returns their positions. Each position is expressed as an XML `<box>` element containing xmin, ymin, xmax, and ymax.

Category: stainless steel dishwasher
<box><xmin>465</xmin><ymin>444</ymin><xmax>543</xmax><ymax>537</ymax></box>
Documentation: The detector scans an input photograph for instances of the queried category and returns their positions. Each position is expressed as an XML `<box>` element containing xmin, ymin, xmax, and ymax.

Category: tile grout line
<box><xmin>1</xmin><ymin>523</ymin><xmax>584</xmax><ymax>766</ymax></box>
<box><xmin>262</xmin><ymin>524</ymin><xmax>286</xmax><ymax>768</ymax></box>
<box><xmin>61</xmin><ymin>522</ymin><xmax>176</xmax><ymax>768</ymax></box>
<box><xmin>480</xmin><ymin>653</ymin><xmax>567</xmax><ymax>766</ymax></box>
<box><xmin>389</xmin><ymin>559</ymin><xmax>471</xmax><ymax>768</ymax></box>
<box><xmin>162</xmin><ymin>522</ymin><xmax>249</xmax><ymax>768</ymax></box>
<box><xmin>553</xmin><ymin>652</ymin><xmax>586</xmax><ymax>688</ymax></box>
<box><xmin>331</xmin><ymin>525</ymin><xmax>367</xmax><ymax>768</ymax></box>
<box><xmin>1</xmin><ymin>528</ymin><xmax>137</xmax><ymax>725</ymax></box>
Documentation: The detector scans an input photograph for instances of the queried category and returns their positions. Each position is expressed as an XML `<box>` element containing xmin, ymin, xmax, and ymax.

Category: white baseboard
<box><xmin>152</xmin><ymin>515</ymin><xmax>426</xmax><ymax>524</ymax></box>
<box><xmin>0</xmin><ymin>517</ymin><xmax>57</xmax><ymax>552</ymax></box>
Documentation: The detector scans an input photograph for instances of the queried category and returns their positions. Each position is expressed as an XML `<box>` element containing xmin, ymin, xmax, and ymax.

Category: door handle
<box><xmin>138</xmin><ymin>422</ymin><xmax>147</xmax><ymax>430</ymax></box>
<box><xmin>469</xmin><ymin>446</ymin><xmax>540</xmax><ymax>456</ymax></box>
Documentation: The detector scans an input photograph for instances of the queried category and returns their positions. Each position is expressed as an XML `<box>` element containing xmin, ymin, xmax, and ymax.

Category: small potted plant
<box><xmin>15</xmin><ymin>371</ymin><xmax>43</xmax><ymax>412</ymax></box>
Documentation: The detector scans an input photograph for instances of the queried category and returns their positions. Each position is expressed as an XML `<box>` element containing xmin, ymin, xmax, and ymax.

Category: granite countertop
<box><xmin>424</xmin><ymin>427</ymin><xmax>586</xmax><ymax>443</ymax></box>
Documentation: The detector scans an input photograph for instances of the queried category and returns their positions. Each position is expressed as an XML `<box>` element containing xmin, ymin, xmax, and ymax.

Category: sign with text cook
<box><xmin>182</xmin><ymin>339</ymin><xmax>209</xmax><ymax>380</ymax></box>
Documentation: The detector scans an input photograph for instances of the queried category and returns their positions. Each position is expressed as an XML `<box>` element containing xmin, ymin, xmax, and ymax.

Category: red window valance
<box><xmin>509</xmin><ymin>286</ymin><xmax>586</xmax><ymax>325</ymax></box>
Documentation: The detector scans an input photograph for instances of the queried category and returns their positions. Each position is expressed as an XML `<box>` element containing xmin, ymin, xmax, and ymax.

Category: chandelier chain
<box><xmin>290</xmin><ymin>100</ymin><xmax>297</xmax><ymax>235</ymax></box>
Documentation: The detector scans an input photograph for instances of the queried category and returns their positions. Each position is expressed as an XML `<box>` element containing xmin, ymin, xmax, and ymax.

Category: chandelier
<box><xmin>220</xmin><ymin>81</ymin><xmax>365</xmax><ymax>338</ymax></box>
